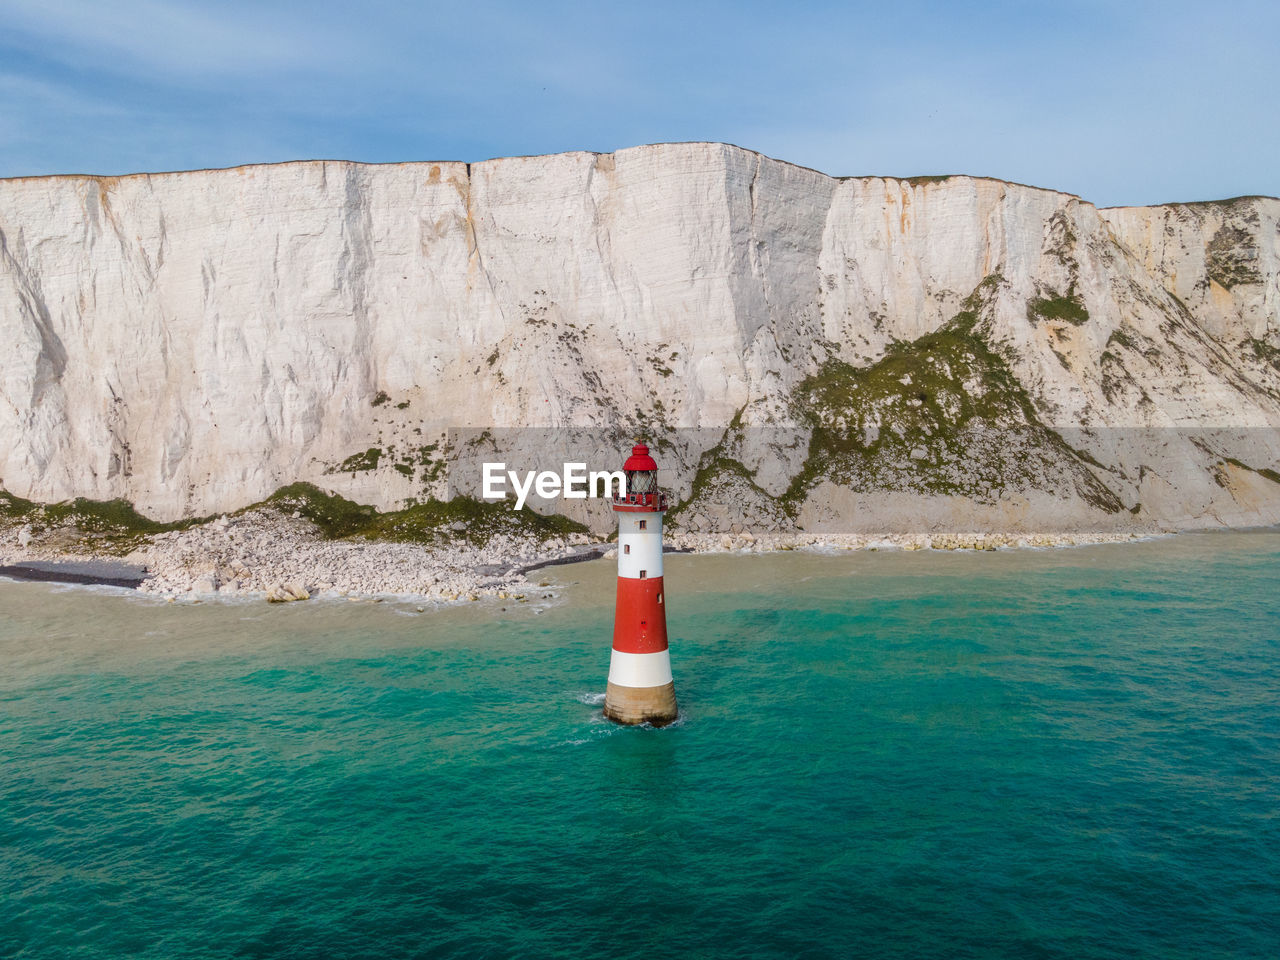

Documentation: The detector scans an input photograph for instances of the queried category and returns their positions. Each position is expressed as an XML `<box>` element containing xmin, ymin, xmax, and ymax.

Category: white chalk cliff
<box><xmin>1</xmin><ymin>142</ymin><xmax>1278</xmax><ymax>532</ymax></box>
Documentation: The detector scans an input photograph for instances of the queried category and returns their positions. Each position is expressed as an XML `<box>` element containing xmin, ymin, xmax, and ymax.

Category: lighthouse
<box><xmin>603</xmin><ymin>443</ymin><xmax>679</xmax><ymax>727</ymax></box>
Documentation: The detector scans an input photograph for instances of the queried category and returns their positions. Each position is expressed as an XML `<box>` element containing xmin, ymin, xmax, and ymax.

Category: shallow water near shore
<box><xmin>3</xmin><ymin>533</ymin><xmax>1279</xmax><ymax>959</ymax></box>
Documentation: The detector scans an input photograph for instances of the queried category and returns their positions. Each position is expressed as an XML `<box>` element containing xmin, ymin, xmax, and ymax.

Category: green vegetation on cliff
<box><xmin>1207</xmin><ymin>223</ymin><xmax>1263</xmax><ymax>289</ymax></box>
<box><xmin>332</xmin><ymin>447</ymin><xmax>383</xmax><ymax>473</ymax></box>
<box><xmin>0</xmin><ymin>492</ymin><xmax>207</xmax><ymax>552</ymax></box>
<box><xmin>257</xmin><ymin>483</ymin><xmax>588</xmax><ymax>544</ymax></box>
<box><xmin>0</xmin><ymin>489</ymin><xmax>38</xmax><ymax>518</ymax></box>
<box><xmin>666</xmin><ymin>274</ymin><xmax>1123</xmax><ymax>522</ymax></box>
<box><xmin>0</xmin><ymin>482</ymin><xmax>588</xmax><ymax>553</ymax></box>
<box><xmin>783</xmin><ymin>286</ymin><xmax>1122</xmax><ymax>512</ymax></box>
<box><xmin>1027</xmin><ymin>294</ymin><xmax>1089</xmax><ymax>326</ymax></box>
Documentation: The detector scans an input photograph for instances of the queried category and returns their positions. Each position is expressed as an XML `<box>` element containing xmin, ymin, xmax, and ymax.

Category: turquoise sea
<box><xmin>2</xmin><ymin>534</ymin><xmax>1278</xmax><ymax>959</ymax></box>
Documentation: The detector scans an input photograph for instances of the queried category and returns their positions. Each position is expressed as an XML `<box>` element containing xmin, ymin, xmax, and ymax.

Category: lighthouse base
<box><xmin>603</xmin><ymin>681</ymin><xmax>679</xmax><ymax>727</ymax></box>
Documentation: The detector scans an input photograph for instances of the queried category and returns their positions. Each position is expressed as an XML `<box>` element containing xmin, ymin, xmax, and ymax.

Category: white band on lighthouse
<box><xmin>607</xmin><ymin>649</ymin><xmax>674</xmax><ymax>688</ymax></box>
<box><xmin>618</xmin><ymin>538</ymin><xmax>662</xmax><ymax>579</ymax></box>
<box><xmin>617</xmin><ymin>514</ymin><xmax>664</xmax><ymax>580</ymax></box>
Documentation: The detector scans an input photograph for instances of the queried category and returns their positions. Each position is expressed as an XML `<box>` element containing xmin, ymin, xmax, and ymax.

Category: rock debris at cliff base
<box><xmin>0</xmin><ymin>504</ymin><xmax>1155</xmax><ymax>603</ymax></box>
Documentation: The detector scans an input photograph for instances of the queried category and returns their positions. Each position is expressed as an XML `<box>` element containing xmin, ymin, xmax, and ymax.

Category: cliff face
<box><xmin>1</xmin><ymin>143</ymin><xmax>1278</xmax><ymax>531</ymax></box>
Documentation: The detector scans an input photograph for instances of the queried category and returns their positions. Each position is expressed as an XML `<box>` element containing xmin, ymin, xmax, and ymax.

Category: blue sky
<box><xmin>1</xmin><ymin>0</ymin><xmax>1276</xmax><ymax>206</ymax></box>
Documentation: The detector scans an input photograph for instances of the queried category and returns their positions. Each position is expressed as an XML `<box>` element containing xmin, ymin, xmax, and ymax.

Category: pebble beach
<box><xmin>0</xmin><ymin>506</ymin><xmax>1156</xmax><ymax>602</ymax></box>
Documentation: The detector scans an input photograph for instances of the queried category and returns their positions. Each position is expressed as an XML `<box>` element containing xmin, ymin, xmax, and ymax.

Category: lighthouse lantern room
<box><xmin>603</xmin><ymin>443</ymin><xmax>678</xmax><ymax>726</ymax></box>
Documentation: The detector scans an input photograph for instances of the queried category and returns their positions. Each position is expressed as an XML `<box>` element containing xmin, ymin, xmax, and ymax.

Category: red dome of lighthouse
<box><xmin>623</xmin><ymin>444</ymin><xmax>657</xmax><ymax>472</ymax></box>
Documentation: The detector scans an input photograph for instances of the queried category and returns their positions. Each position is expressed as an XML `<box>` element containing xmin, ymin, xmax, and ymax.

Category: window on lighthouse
<box><xmin>638</xmin><ymin>520</ymin><xmax>646</xmax><ymax>530</ymax></box>
<box><xmin>639</xmin><ymin>570</ymin><xmax>647</xmax><ymax>579</ymax></box>
<box><xmin>623</xmin><ymin>544</ymin><xmax>630</xmax><ymax>554</ymax></box>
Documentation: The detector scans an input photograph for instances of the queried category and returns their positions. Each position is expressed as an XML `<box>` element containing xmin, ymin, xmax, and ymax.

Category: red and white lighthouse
<box><xmin>603</xmin><ymin>443</ymin><xmax>678</xmax><ymax>726</ymax></box>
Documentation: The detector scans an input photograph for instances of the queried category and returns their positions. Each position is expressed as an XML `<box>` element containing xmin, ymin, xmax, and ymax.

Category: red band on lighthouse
<box><xmin>612</xmin><ymin>577</ymin><xmax>668</xmax><ymax>653</ymax></box>
<box><xmin>603</xmin><ymin>444</ymin><xmax>679</xmax><ymax>726</ymax></box>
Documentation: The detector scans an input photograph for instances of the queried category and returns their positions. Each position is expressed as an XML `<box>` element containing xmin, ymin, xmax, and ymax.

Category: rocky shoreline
<box><xmin>0</xmin><ymin>508</ymin><xmax>1161</xmax><ymax>603</ymax></box>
